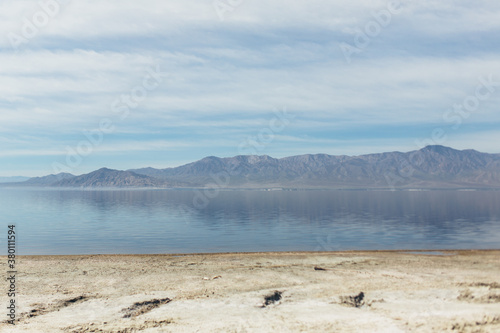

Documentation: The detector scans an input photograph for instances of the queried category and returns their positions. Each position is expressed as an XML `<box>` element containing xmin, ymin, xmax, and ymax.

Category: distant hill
<box><xmin>0</xmin><ymin>176</ymin><xmax>30</xmax><ymax>183</ymax></box>
<box><xmin>0</xmin><ymin>173</ymin><xmax>75</xmax><ymax>186</ymax></box>
<box><xmin>5</xmin><ymin>146</ymin><xmax>500</xmax><ymax>188</ymax></box>
<box><xmin>23</xmin><ymin>172</ymin><xmax>75</xmax><ymax>185</ymax></box>
<box><xmin>53</xmin><ymin>168</ymin><xmax>171</xmax><ymax>188</ymax></box>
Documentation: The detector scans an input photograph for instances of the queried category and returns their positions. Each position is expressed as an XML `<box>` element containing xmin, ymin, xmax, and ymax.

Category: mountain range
<box><xmin>2</xmin><ymin>145</ymin><xmax>500</xmax><ymax>189</ymax></box>
<box><xmin>0</xmin><ymin>176</ymin><xmax>30</xmax><ymax>183</ymax></box>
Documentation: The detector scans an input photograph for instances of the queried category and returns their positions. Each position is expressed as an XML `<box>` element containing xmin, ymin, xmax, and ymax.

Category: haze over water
<box><xmin>1</xmin><ymin>189</ymin><xmax>499</xmax><ymax>255</ymax></box>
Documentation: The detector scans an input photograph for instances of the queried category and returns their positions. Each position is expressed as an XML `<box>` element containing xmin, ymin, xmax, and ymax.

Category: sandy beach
<box><xmin>1</xmin><ymin>250</ymin><xmax>500</xmax><ymax>332</ymax></box>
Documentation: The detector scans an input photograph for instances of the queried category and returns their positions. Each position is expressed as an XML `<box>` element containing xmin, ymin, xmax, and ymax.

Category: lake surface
<box><xmin>1</xmin><ymin>189</ymin><xmax>499</xmax><ymax>254</ymax></box>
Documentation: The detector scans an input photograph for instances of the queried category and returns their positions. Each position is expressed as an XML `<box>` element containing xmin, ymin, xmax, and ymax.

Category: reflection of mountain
<box><xmin>2</xmin><ymin>187</ymin><xmax>499</xmax><ymax>252</ymax></box>
<box><xmin>188</xmin><ymin>190</ymin><xmax>500</xmax><ymax>250</ymax></box>
<box><xmin>5</xmin><ymin>145</ymin><xmax>500</xmax><ymax>188</ymax></box>
<box><xmin>191</xmin><ymin>190</ymin><xmax>500</xmax><ymax>231</ymax></box>
<box><xmin>30</xmin><ymin>189</ymin><xmax>499</xmax><ymax>250</ymax></box>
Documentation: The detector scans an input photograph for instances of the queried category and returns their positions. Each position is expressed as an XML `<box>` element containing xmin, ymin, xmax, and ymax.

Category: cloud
<box><xmin>1</xmin><ymin>0</ymin><xmax>499</xmax><ymax>176</ymax></box>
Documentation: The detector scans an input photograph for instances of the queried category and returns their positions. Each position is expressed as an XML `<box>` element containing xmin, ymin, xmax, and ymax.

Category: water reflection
<box><xmin>0</xmin><ymin>189</ymin><xmax>499</xmax><ymax>254</ymax></box>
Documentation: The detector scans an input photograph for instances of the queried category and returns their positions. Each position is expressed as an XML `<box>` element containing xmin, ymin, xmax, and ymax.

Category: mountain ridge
<box><xmin>0</xmin><ymin>176</ymin><xmax>31</xmax><ymax>184</ymax></box>
<box><xmin>130</xmin><ymin>145</ymin><xmax>500</xmax><ymax>188</ymax></box>
<box><xmin>3</xmin><ymin>146</ymin><xmax>500</xmax><ymax>188</ymax></box>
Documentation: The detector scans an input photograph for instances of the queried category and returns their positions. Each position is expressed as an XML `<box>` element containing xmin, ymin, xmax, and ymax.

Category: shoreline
<box><xmin>7</xmin><ymin>248</ymin><xmax>500</xmax><ymax>257</ymax></box>
<box><xmin>2</xmin><ymin>250</ymin><xmax>500</xmax><ymax>332</ymax></box>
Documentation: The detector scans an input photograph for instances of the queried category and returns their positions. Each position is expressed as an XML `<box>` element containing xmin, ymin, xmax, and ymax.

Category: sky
<box><xmin>0</xmin><ymin>0</ymin><xmax>499</xmax><ymax>177</ymax></box>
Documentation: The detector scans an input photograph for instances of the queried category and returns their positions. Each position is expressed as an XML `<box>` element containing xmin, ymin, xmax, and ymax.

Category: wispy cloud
<box><xmin>1</xmin><ymin>0</ymin><xmax>499</xmax><ymax>176</ymax></box>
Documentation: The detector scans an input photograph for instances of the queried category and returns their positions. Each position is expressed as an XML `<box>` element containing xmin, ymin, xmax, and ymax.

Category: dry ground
<box><xmin>1</xmin><ymin>250</ymin><xmax>499</xmax><ymax>332</ymax></box>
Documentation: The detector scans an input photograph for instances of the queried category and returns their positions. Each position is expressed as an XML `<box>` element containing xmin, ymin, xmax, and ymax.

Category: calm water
<box><xmin>1</xmin><ymin>189</ymin><xmax>499</xmax><ymax>254</ymax></box>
